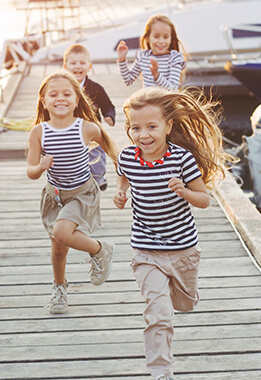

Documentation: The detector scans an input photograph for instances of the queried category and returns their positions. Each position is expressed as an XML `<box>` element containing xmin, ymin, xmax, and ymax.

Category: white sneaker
<box><xmin>48</xmin><ymin>281</ymin><xmax>68</xmax><ymax>314</ymax></box>
<box><xmin>156</xmin><ymin>376</ymin><xmax>174</xmax><ymax>380</ymax></box>
<box><xmin>90</xmin><ymin>240</ymin><xmax>115</xmax><ymax>285</ymax></box>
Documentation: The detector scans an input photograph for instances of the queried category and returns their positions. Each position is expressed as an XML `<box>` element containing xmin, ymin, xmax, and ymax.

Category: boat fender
<box><xmin>244</xmin><ymin>104</ymin><xmax>261</xmax><ymax>210</ymax></box>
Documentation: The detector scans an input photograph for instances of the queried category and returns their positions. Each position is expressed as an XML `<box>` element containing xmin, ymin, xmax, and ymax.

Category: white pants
<box><xmin>132</xmin><ymin>245</ymin><xmax>201</xmax><ymax>379</ymax></box>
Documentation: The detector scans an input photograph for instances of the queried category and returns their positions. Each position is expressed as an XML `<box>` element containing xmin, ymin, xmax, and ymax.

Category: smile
<box><xmin>141</xmin><ymin>141</ymin><xmax>154</xmax><ymax>146</ymax></box>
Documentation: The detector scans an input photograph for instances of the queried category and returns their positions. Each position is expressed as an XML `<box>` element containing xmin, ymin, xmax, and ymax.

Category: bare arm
<box><xmin>82</xmin><ymin>121</ymin><xmax>109</xmax><ymax>153</ymax></box>
<box><xmin>27</xmin><ymin>125</ymin><xmax>53</xmax><ymax>180</ymax></box>
<box><xmin>113</xmin><ymin>174</ymin><xmax>129</xmax><ymax>209</ymax></box>
<box><xmin>168</xmin><ymin>176</ymin><xmax>209</xmax><ymax>208</ymax></box>
<box><xmin>82</xmin><ymin>120</ymin><xmax>118</xmax><ymax>171</ymax></box>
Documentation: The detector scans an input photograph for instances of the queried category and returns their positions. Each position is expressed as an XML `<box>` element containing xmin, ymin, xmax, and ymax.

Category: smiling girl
<box><xmin>27</xmin><ymin>70</ymin><xmax>118</xmax><ymax>314</ymax></box>
<box><xmin>116</xmin><ymin>14</ymin><xmax>186</xmax><ymax>90</ymax></box>
<box><xmin>113</xmin><ymin>87</ymin><xmax>235</xmax><ymax>379</ymax></box>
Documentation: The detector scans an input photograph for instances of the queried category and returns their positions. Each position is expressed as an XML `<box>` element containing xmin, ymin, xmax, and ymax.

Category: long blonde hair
<box><xmin>33</xmin><ymin>70</ymin><xmax>118</xmax><ymax>165</ymax></box>
<box><xmin>123</xmin><ymin>87</ymin><xmax>237</xmax><ymax>190</ymax></box>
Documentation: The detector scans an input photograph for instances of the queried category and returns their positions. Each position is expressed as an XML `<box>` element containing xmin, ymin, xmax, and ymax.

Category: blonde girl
<box><xmin>113</xmin><ymin>87</ymin><xmax>234</xmax><ymax>379</ymax></box>
<box><xmin>117</xmin><ymin>14</ymin><xmax>186</xmax><ymax>90</ymax></box>
<box><xmin>27</xmin><ymin>70</ymin><xmax>118</xmax><ymax>314</ymax></box>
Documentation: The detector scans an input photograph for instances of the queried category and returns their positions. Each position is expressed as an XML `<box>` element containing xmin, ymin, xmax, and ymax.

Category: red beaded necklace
<box><xmin>134</xmin><ymin>147</ymin><xmax>171</xmax><ymax>168</ymax></box>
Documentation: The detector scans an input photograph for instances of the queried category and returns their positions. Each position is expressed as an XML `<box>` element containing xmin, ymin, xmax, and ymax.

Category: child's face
<box><xmin>129</xmin><ymin>104</ymin><xmax>172</xmax><ymax>162</ymax></box>
<box><xmin>147</xmin><ymin>21</ymin><xmax>172</xmax><ymax>55</ymax></box>
<box><xmin>42</xmin><ymin>78</ymin><xmax>78</xmax><ymax>120</ymax></box>
<box><xmin>64</xmin><ymin>52</ymin><xmax>91</xmax><ymax>83</ymax></box>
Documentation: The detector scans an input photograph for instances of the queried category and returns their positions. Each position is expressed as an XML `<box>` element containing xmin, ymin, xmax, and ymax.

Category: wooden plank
<box><xmin>0</xmin><ymin>256</ymin><xmax>259</xmax><ymax>277</ymax></box>
<box><xmin>1</xmin><ymin>309</ymin><xmax>261</xmax><ymax>334</ymax></box>
<box><xmin>0</xmin><ymin>238</ymin><xmax>248</xmax><ymax>252</ymax></box>
<box><xmin>0</xmin><ymin>296</ymin><xmax>260</xmax><ymax>321</ymax></box>
<box><xmin>1</xmin><ymin>286</ymin><xmax>261</xmax><ymax>309</ymax></box>
<box><xmin>1</xmin><ymin>277</ymin><xmax>261</xmax><ymax>297</ymax></box>
<box><xmin>0</xmin><ymin>266</ymin><xmax>259</xmax><ymax>288</ymax></box>
<box><xmin>1</xmin><ymin>354</ymin><xmax>261</xmax><ymax>378</ymax></box>
<box><xmin>0</xmin><ymin>63</ymin><xmax>261</xmax><ymax>380</ymax></box>
<box><xmin>1</xmin><ymin>336</ymin><xmax>261</xmax><ymax>362</ymax></box>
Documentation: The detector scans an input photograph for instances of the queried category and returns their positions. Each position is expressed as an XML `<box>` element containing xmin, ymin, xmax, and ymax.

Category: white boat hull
<box><xmin>31</xmin><ymin>0</ymin><xmax>261</xmax><ymax>63</ymax></box>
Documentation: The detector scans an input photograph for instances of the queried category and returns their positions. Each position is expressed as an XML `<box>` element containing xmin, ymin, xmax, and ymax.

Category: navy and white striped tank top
<box><xmin>41</xmin><ymin>117</ymin><xmax>91</xmax><ymax>190</ymax></box>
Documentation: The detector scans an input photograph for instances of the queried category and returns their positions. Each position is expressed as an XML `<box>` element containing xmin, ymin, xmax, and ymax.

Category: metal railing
<box><xmin>221</xmin><ymin>23</ymin><xmax>261</xmax><ymax>61</ymax></box>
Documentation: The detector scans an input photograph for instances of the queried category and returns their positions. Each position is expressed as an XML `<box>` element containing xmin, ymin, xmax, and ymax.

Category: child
<box><xmin>64</xmin><ymin>43</ymin><xmax>116</xmax><ymax>191</ymax></box>
<box><xmin>113</xmin><ymin>87</ymin><xmax>234</xmax><ymax>379</ymax></box>
<box><xmin>117</xmin><ymin>14</ymin><xmax>186</xmax><ymax>90</ymax></box>
<box><xmin>27</xmin><ymin>70</ymin><xmax>119</xmax><ymax>314</ymax></box>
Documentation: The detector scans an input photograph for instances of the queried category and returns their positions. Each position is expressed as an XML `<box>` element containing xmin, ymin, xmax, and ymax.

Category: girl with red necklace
<box><xmin>113</xmin><ymin>86</ymin><xmax>235</xmax><ymax>380</ymax></box>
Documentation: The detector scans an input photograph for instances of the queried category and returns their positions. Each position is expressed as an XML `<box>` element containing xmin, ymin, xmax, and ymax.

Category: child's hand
<box><xmin>113</xmin><ymin>190</ymin><xmax>128</xmax><ymax>209</ymax></box>
<box><xmin>104</xmin><ymin>116</ymin><xmax>114</xmax><ymax>127</ymax></box>
<box><xmin>168</xmin><ymin>177</ymin><xmax>187</xmax><ymax>198</ymax></box>
<box><xmin>117</xmin><ymin>41</ymin><xmax>128</xmax><ymax>62</ymax></box>
<box><xmin>149</xmin><ymin>58</ymin><xmax>159</xmax><ymax>80</ymax></box>
<box><xmin>40</xmin><ymin>155</ymin><xmax>53</xmax><ymax>172</ymax></box>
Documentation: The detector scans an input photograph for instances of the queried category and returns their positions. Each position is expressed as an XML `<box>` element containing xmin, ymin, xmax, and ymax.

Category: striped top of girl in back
<box><xmin>118</xmin><ymin>49</ymin><xmax>185</xmax><ymax>90</ymax></box>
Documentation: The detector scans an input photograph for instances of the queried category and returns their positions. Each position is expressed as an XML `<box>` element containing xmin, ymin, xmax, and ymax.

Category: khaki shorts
<box><xmin>40</xmin><ymin>177</ymin><xmax>102</xmax><ymax>238</ymax></box>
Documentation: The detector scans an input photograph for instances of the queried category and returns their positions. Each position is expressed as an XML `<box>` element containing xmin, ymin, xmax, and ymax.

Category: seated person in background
<box><xmin>63</xmin><ymin>44</ymin><xmax>116</xmax><ymax>190</ymax></box>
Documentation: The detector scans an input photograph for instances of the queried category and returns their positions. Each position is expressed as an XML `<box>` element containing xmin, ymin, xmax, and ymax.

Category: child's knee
<box><xmin>173</xmin><ymin>291</ymin><xmax>199</xmax><ymax>312</ymax></box>
<box><xmin>53</xmin><ymin>224</ymin><xmax>69</xmax><ymax>247</ymax></box>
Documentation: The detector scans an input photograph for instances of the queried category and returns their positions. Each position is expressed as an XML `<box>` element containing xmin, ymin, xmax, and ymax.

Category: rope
<box><xmin>0</xmin><ymin>117</ymin><xmax>33</xmax><ymax>132</ymax></box>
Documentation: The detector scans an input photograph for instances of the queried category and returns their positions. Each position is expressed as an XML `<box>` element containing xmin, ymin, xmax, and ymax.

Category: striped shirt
<box><xmin>117</xmin><ymin>143</ymin><xmax>202</xmax><ymax>251</ymax></box>
<box><xmin>41</xmin><ymin>118</ymin><xmax>91</xmax><ymax>190</ymax></box>
<box><xmin>118</xmin><ymin>49</ymin><xmax>186</xmax><ymax>90</ymax></box>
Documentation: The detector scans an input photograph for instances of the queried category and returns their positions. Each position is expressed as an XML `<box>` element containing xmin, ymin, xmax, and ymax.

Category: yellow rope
<box><xmin>0</xmin><ymin>117</ymin><xmax>33</xmax><ymax>132</ymax></box>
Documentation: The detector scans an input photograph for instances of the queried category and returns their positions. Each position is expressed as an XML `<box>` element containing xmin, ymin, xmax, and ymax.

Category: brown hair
<box><xmin>123</xmin><ymin>86</ymin><xmax>237</xmax><ymax>189</ymax></box>
<box><xmin>33</xmin><ymin>70</ymin><xmax>118</xmax><ymax>165</ymax></box>
<box><xmin>63</xmin><ymin>43</ymin><xmax>90</xmax><ymax>66</ymax></box>
<box><xmin>140</xmin><ymin>14</ymin><xmax>186</xmax><ymax>59</ymax></box>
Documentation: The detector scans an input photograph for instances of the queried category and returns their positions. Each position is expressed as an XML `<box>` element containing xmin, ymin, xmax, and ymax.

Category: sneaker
<box><xmin>48</xmin><ymin>281</ymin><xmax>68</xmax><ymax>314</ymax></box>
<box><xmin>155</xmin><ymin>376</ymin><xmax>174</xmax><ymax>380</ymax></box>
<box><xmin>90</xmin><ymin>240</ymin><xmax>115</xmax><ymax>285</ymax></box>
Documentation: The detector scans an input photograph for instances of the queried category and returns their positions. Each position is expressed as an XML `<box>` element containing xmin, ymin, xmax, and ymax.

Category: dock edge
<box><xmin>214</xmin><ymin>171</ymin><xmax>261</xmax><ymax>269</ymax></box>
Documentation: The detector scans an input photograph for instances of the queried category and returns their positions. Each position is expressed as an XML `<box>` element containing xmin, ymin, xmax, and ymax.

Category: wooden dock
<box><xmin>0</xmin><ymin>63</ymin><xmax>261</xmax><ymax>379</ymax></box>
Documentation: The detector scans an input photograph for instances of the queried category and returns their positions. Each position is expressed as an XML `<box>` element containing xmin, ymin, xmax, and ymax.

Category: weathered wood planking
<box><xmin>0</xmin><ymin>63</ymin><xmax>261</xmax><ymax>379</ymax></box>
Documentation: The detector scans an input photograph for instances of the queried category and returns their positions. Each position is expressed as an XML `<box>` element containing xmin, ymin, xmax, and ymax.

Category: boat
<box><xmin>223</xmin><ymin>22</ymin><xmax>261</xmax><ymax>101</ymax></box>
<box><xmin>225</xmin><ymin>59</ymin><xmax>261</xmax><ymax>101</ymax></box>
<box><xmin>222</xmin><ymin>21</ymin><xmax>261</xmax><ymax>209</ymax></box>
<box><xmin>1</xmin><ymin>0</ymin><xmax>261</xmax><ymax>81</ymax></box>
<box><xmin>5</xmin><ymin>0</ymin><xmax>252</xmax><ymax>64</ymax></box>
<box><xmin>25</xmin><ymin>0</ymin><xmax>261</xmax><ymax>63</ymax></box>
